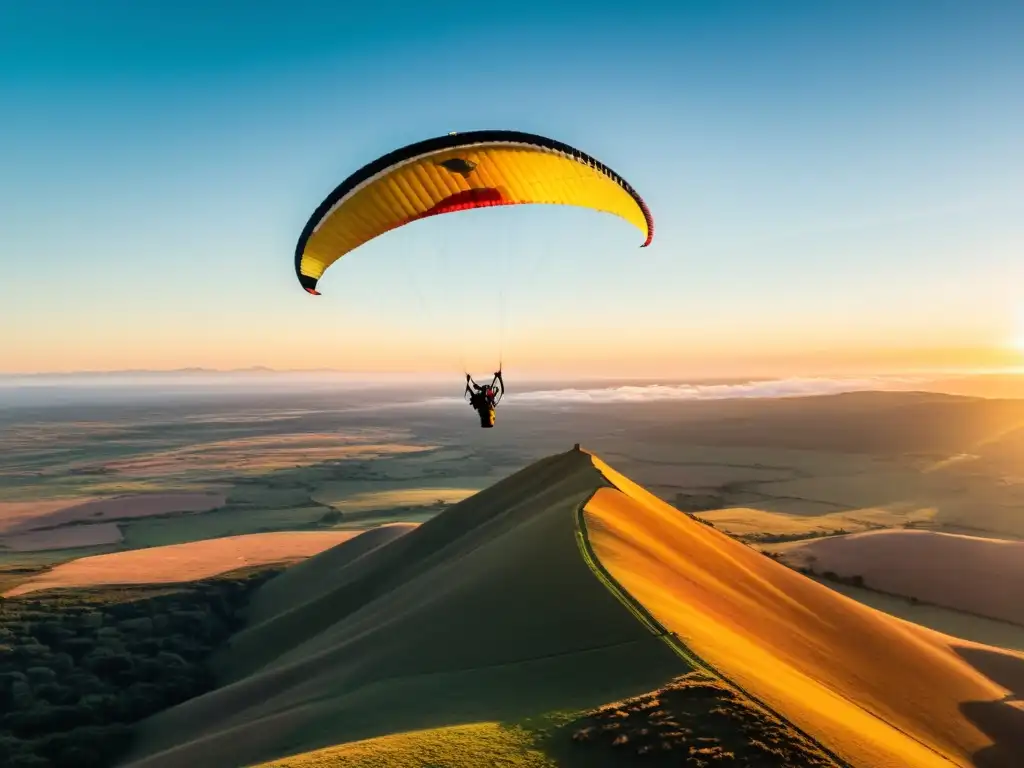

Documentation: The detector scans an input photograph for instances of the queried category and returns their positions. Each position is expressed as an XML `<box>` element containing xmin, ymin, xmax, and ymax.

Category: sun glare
<box><xmin>1006</xmin><ymin>307</ymin><xmax>1024</xmax><ymax>352</ymax></box>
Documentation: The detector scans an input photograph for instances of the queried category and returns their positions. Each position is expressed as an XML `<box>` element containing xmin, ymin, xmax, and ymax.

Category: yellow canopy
<box><xmin>294</xmin><ymin>130</ymin><xmax>654</xmax><ymax>295</ymax></box>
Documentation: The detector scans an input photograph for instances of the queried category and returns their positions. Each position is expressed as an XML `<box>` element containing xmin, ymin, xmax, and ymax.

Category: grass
<box><xmin>585</xmin><ymin>453</ymin><xmax>1024</xmax><ymax>768</ymax></box>
<box><xmin>0</xmin><ymin>565</ymin><xmax>48</xmax><ymax>594</ymax></box>
<box><xmin>119</xmin><ymin>506</ymin><xmax>336</xmax><ymax>549</ymax></box>
<box><xmin>311</xmin><ymin>486</ymin><xmax>480</xmax><ymax>512</ymax></box>
<box><xmin>0</xmin><ymin>524</ymin><xmax>124</xmax><ymax>560</ymax></box>
<box><xmin>4</xmin><ymin>531</ymin><xmax>361</xmax><ymax>597</ymax></box>
<box><xmin>745</xmin><ymin>472</ymin><xmax>927</xmax><ymax>514</ymax></box>
<box><xmin>252</xmin><ymin>722</ymin><xmax>557</xmax><ymax>768</ymax></box>
<box><xmin>222</xmin><ymin>484</ymin><xmax>314</xmax><ymax>508</ymax></box>
<box><xmin>241</xmin><ymin>524</ymin><xmax>418</xmax><ymax>626</ymax></box>
<box><xmin>0</xmin><ymin>547</ymin><xmax>122</xmax><ymax>594</ymax></box>
<box><xmin>96</xmin><ymin>435</ymin><xmax>432</xmax><ymax>478</ymax></box>
<box><xmin>252</xmin><ymin>672</ymin><xmax>842</xmax><ymax>768</ymax></box>
<box><xmin>328</xmin><ymin>507</ymin><xmax>441</xmax><ymax>530</ymax></box>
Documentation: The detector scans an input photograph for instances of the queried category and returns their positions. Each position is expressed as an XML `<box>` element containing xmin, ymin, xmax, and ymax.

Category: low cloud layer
<box><xmin>425</xmin><ymin>375</ymin><xmax>924</xmax><ymax>408</ymax></box>
<box><xmin>517</xmin><ymin>377</ymin><xmax>918</xmax><ymax>404</ymax></box>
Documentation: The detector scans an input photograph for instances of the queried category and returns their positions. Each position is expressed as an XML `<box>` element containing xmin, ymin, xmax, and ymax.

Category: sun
<box><xmin>1010</xmin><ymin>307</ymin><xmax>1024</xmax><ymax>352</ymax></box>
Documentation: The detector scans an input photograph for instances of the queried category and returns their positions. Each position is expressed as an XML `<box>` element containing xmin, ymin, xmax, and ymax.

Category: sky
<box><xmin>1</xmin><ymin>1</ymin><xmax>1022</xmax><ymax>378</ymax></box>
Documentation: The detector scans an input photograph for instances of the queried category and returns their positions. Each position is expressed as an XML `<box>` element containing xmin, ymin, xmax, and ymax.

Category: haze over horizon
<box><xmin>2</xmin><ymin>1</ymin><xmax>1022</xmax><ymax>378</ymax></box>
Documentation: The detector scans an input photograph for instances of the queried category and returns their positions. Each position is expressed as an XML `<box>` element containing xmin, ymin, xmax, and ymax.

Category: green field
<box><xmin>0</xmin><ymin>425</ymin><xmax>510</xmax><ymax>583</ymax></box>
<box><xmin>3</xmin><ymin>389</ymin><xmax>1023</xmax><ymax>653</ymax></box>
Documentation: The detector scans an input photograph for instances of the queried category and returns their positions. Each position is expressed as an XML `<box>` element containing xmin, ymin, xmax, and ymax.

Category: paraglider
<box><xmin>293</xmin><ymin>129</ymin><xmax>654</xmax><ymax>427</ymax></box>
<box><xmin>465</xmin><ymin>371</ymin><xmax>504</xmax><ymax>428</ymax></box>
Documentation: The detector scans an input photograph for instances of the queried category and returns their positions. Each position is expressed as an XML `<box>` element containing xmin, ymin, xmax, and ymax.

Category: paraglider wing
<box><xmin>294</xmin><ymin>130</ymin><xmax>654</xmax><ymax>295</ymax></box>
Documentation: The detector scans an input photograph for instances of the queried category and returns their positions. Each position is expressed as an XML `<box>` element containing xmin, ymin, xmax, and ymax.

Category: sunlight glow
<box><xmin>1014</xmin><ymin>309</ymin><xmax>1024</xmax><ymax>351</ymax></box>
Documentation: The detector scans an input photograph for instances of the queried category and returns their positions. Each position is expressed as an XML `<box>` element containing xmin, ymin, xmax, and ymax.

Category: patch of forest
<box><xmin>0</xmin><ymin>567</ymin><xmax>281</xmax><ymax>767</ymax></box>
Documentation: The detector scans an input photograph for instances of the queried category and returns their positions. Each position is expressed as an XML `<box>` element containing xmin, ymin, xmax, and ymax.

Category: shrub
<box><xmin>26</xmin><ymin>666</ymin><xmax>57</xmax><ymax>685</ymax></box>
<box><xmin>30</xmin><ymin>621</ymin><xmax>70</xmax><ymax>646</ymax></box>
<box><xmin>60</xmin><ymin>638</ymin><xmax>95</xmax><ymax>660</ymax></box>
<box><xmin>0</xmin><ymin>670</ymin><xmax>29</xmax><ymax>689</ymax></box>
<box><xmin>155</xmin><ymin>650</ymin><xmax>187</xmax><ymax>668</ymax></box>
<box><xmin>0</xmin><ymin>733</ymin><xmax>27</xmax><ymax>760</ymax></box>
<box><xmin>7</xmin><ymin>753</ymin><xmax>49</xmax><ymax>767</ymax></box>
<box><xmin>86</xmin><ymin>652</ymin><xmax>135</xmax><ymax>679</ymax></box>
<box><xmin>318</xmin><ymin>509</ymin><xmax>343</xmax><ymax>524</ymax></box>
<box><xmin>65</xmin><ymin>672</ymin><xmax>106</xmax><ymax>696</ymax></box>
<box><xmin>48</xmin><ymin>652</ymin><xmax>75</xmax><ymax>675</ymax></box>
<box><xmin>118</xmin><ymin>617</ymin><xmax>154</xmax><ymax>634</ymax></box>
<box><xmin>33</xmin><ymin>682</ymin><xmax>77</xmax><ymax>706</ymax></box>
<box><xmin>9</xmin><ymin>679</ymin><xmax>34</xmax><ymax>708</ymax></box>
<box><xmin>13</xmin><ymin>642</ymin><xmax>51</xmax><ymax>664</ymax></box>
<box><xmin>55</xmin><ymin>745</ymin><xmax>101</xmax><ymax>768</ymax></box>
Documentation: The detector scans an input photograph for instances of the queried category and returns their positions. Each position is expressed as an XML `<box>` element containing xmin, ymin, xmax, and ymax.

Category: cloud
<box><xmin>520</xmin><ymin>377</ymin><xmax>922</xmax><ymax>404</ymax></box>
<box><xmin>421</xmin><ymin>376</ymin><xmax>925</xmax><ymax>408</ymax></box>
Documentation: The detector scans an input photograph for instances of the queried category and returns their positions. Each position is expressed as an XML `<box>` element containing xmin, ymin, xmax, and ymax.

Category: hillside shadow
<box><xmin>954</xmin><ymin>644</ymin><xmax>1024</xmax><ymax>768</ymax></box>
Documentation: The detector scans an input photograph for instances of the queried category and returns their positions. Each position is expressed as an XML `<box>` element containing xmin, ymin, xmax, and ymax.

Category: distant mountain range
<box><xmin>0</xmin><ymin>367</ymin><xmax>353</xmax><ymax>378</ymax></box>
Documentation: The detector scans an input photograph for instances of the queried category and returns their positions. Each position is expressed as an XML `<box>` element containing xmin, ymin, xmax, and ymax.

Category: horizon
<box><xmin>2</xmin><ymin>2</ymin><xmax>1022</xmax><ymax>377</ymax></box>
<box><xmin>3</xmin><ymin>367</ymin><xmax>1023</xmax><ymax>412</ymax></box>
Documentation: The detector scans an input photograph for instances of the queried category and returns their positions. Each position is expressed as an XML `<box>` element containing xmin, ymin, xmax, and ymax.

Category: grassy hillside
<box><xmin>585</xmin><ymin>453</ymin><xmax>1024</xmax><ymax>768</ymax></box>
<box><xmin>121</xmin><ymin>450</ymin><xmax>686</xmax><ymax>767</ymax></box>
<box><xmin>252</xmin><ymin>671</ymin><xmax>839</xmax><ymax>768</ymax></box>
<box><xmin>243</xmin><ymin>523</ymin><xmax>417</xmax><ymax>627</ymax></box>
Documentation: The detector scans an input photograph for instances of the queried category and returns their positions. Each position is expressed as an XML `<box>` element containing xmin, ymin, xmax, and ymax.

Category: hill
<box><xmin>121</xmin><ymin>450</ymin><xmax>686</xmax><ymax>767</ymax></box>
<box><xmin>771</xmin><ymin>529</ymin><xmax>1024</xmax><ymax>626</ymax></box>
<box><xmin>122</xmin><ymin>448</ymin><xmax>1024</xmax><ymax>768</ymax></box>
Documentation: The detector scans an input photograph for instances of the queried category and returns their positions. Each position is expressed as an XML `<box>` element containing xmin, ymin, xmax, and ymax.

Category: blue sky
<box><xmin>2</xmin><ymin>1</ymin><xmax>1022</xmax><ymax>375</ymax></box>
